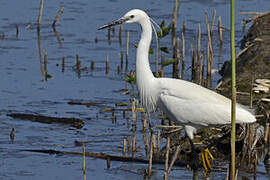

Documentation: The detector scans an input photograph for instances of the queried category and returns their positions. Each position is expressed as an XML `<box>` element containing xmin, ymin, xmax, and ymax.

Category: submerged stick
<box><xmin>24</xmin><ymin>149</ymin><xmax>185</xmax><ymax>166</ymax></box>
<box><xmin>52</xmin><ymin>6</ymin><xmax>64</xmax><ymax>27</ymax></box>
<box><xmin>7</xmin><ymin>113</ymin><xmax>84</xmax><ymax>128</ymax></box>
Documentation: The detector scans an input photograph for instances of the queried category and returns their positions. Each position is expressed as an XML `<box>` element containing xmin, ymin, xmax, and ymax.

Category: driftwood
<box><xmin>7</xmin><ymin>113</ymin><xmax>84</xmax><ymax>129</ymax></box>
<box><xmin>67</xmin><ymin>101</ymin><xmax>103</xmax><ymax>107</ymax></box>
<box><xmin>23</xmin><ymin>149</ymin><xmax>185</xmax><ymax>166</ymax></box>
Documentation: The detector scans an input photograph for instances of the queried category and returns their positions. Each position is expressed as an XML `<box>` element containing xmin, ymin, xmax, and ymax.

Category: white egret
<box><xmin>98</xmin><ymin>9</ymin><xmax>256</xmax><ymax>170</ymax></box>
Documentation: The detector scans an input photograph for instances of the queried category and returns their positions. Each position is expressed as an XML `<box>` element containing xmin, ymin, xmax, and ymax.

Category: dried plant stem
<box><xmin>172</xmin><ymin>0</ymin><xmax>179</xmax><ymax>78</ymax></box>
<box><xmin>37</xmin><ymin>0</ymin><xmax>45</xmax><ymax>29</ymax></box>
<box><xmin>52</xmin><ymin>6</ymin><xmax>64</xmax><ymax>27</ymax></box>
<box><xmin>123</xmin><ymin>138</ymin><xmax>127</xmax><ymax>155</ymax></box>
<box><xmin>148</xmin><ymin>135</ymin><xmax>154</xmax><ymax>177</ymax></box>
<box><xmin>181</xmin><ymin>32</ymin><xmax>185</xmax><ymax>78</ymax></box>
<box><xmin>210</xmin><ymin>10</ymin><xmax>216</xmax><ymax>36</ymax></box>
<box><xmin>82</xmin><ymin>144</ymin><xmax>86</xmax><ymax>180</ymax></box>
<box><xmin>157</xmin><ymin>130</ymin><xmax>161</xmax><ymax>152</ymax></box>
<box><xmin>119</xmin><ymin>25</ymin><xmax>123</xmax><ymax>45</ymax></box>
<box><xmin>132</xmin><ymin>134</ymin><xmax>136</xmax><ymax>157</ymax></box>
<box><xmin>265</xmin><ymin>123</ymin><xmax>270</xmax><ymax>143</ymax></box>
<box><xmin>218</xmin><ymin>16</ymin><xmax>223</xmax><ymax>45</ymax></box>
<box><xmin>199</xmin><ymin>54</ymin><xmax>204</xmax><ymax>85</ymax></box>
<box><xmin>164</xmin><ymin>137</ymin><xmax>170</xmax><ymax>180</ymax></box>
<box><xmin>132</xmin><ymin>98</ymin><xmax>137</xmax><ymax>125</ymax></box>
<box><xmin>230</xmin><ymin>0</ymin><xmax>236</xmax><ymax>178</ymax></box>
<box><xmin>168</xmin><ymin>145</ymin><xmax>181</xmax><ymax>174</ymax></box>
<box><xmin>125</xmin><ymin>31</ymin><xmax>129</xmax><ymax>73</ymax></box>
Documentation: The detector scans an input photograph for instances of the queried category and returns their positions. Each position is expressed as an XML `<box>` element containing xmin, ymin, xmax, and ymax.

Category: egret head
<box><xmin>98</xmin><ymin>9</ymin><xmax>149</xmax><ymax>30</ymax></box>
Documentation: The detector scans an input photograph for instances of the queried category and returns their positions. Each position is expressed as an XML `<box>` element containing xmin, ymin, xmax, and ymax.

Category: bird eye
<box><xmin>130</xmin><ymin>15</ymin><xmax>134</xmax><ymax>18</ymax></box>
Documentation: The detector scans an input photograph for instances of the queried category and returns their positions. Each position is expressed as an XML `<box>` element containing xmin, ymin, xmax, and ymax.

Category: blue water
<box><xmin>0</xmin><ymin>0</ymin><xmax>269</xmax><ymax>179</ymax></box>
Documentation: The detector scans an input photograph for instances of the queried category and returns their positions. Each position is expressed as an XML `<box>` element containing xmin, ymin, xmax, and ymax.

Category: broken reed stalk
<box><xmin>157</xmin><ymin>130</ymin><xmax>161</xmax><ymax>152</ymax></box>
<box><xmin>181</xmin><ymin>32</ymin><xmax>185</xmax><ymax>78</ymax></box>
<box><xmin>44</xmin><ymin>50</ymin><xmax>48</xmax><ymax>80</ymax></box>
<box><xmin>168</xmin><ymin>145</ymin><xmax>181</xmax><ymax>174</ymax></box>
<box><xmin>191</xmin><ymin>45</ymin><xmax>196</xmax><ymax>82</ymax></box>
<box><xmin>125</xmin><ymin>31</ymin><xmax>129</xmax><ymax>73</ymax></box>
<box><xmin>210</xmin><ymin>10</ymin><xmax>216</xmax><ymax>36</ymax></box>
<box><xmin>82</xmin><ymin>144</ymin><xmax>86</xmax><ymax>180</ymax></box>
<box><xmin>119</xmin><ymin>25</ymin><xmax>123</xmax><ymax>45</ymax></box>
<box><xmin>143</xmin><ymin>133</ymin><xmax>149</xmax><ymax>157</ymax></box>
<box><xmin>61</xmin><ymin>57</ymin><xmax>65</xmax><ymax>72</ymax></box>
<box><xmin>131</xmin><ymin>98</ymin><xmax>137</xmax><ymax>125</ymax></box>
<box><xmin>197</xmin><ymin>23</ymin><xmax>201</xmax><ymax>64</ymax></box>
<box><xmin>106</xmin><ymin>55</ymin><xmax>109</xmax><ymax>75</ymax></box>
<box><xmin>148</xmin><ymin>134</ymin><xmax>154</xmax><ymax>177</ymax></box>
<box><xmin>218</xmin><ymin>16</ymin><xmax>223</xmax><ymax>45</ymax></box>
<box><xmin>52</xmin><ymin>6</ymin><xmax>64</xmax><ymax>28</ymax></box>
<box><xmin>123</xmin><ymin>138</ymin><xmax>127</xmax><ymax>155</ymax></box>
<box><xmin>182</xmin><ymin>21</ymin><xmax>186</xmax><ymax>34</ymax></box>
<box><xmin>152</xmin><ymin>134</ymin><xmax>156</xmax><ymax>153</ymax></box>
<box><xmin>76</xmin><ymin>54</ymin><xmax>81</xmax><ymax>77</ymax></box>
<box><xmin>127</xmin><ymin>137</ymin><xmax>131</xmax><ymax>153</ymax></box>
<box><xmin>107</xmin><ymin>28</ymin><xmax>111</xmax><ymax>44</ymax></box>
<box><xmin>205</xmin><ymin>12</ymin><xmax>214</xmax><ymax>74</ymax></box>
<box><xmin>265</xmin><ymin>123</ymin><xmax>270</xmax><ymax>143</ymax></box>
<box><xmin>120</xmin><ymin>51</ymin><xmax>124</xmax><ymax>71</ymax></box>
<box><xmin>207</xmin><ymin>41</ymin><xmax>212</xmax><ymax>86</ymax></box>
<box><xmin>37</xmin><ymin>0</ymin><xmax>45</xmax><ymax>29</ymax></box>
<box><xmin>199</xmin><ymin>53</ymin><xmax>204</xmax><ymax>85</ymax></box>
<box><xmin>230</xmin><ymin>0</ymin><xmax>236</xmax><ymax>178</ymax></box>
<box><xmin>142</xmin><ymin>112</ymin><xmax>147</xmax><ymax>131</ymax></box>
<box><xmin>132</xmin><ymin>134</ymin><xmax>136</xmax><ymax>157</ymax></box>
<box><xmin>107</xmin><ymin>156</ymin><xmax>111</xmax><ymax>169</ymax></box>
<box><xmin>172</xmin><ymin>0</ymin><xmax>179</xmax><ymax>78</ymax></box>
<box><xmin>155</xmin><ymin>40</ymin><xmax>159</xmax><ymax>77</ymax></box>
<box><xmin>250</xmin><ymin>79</ymin><xmax>253</xmax><ymax>108</ymax></box>
<box><xmin>90</xmin><ymin>61</ymin><xmax>95</xmax><ymax>71</ymax></box>
<box><xmin>164</xmin><ymin>137</ymin><xmax>170</xmax><ymax>180</ymax></box>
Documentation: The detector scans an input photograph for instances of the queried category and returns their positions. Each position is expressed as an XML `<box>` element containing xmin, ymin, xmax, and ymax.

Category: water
<box><xmin>0</xmin><ymin>0</ymin><xmax>269</xmax><ymax>179</ymax></box>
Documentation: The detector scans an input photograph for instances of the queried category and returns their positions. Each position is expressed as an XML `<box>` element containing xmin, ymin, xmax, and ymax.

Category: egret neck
<box><xmin>136</xmin><ymin>17</ymin><xmax>158</xmax><ymax>113</ymax></box>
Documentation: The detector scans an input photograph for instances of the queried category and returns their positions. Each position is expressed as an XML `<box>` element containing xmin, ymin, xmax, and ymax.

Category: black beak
<box><xmin>98</xmin><ymin>17</ymin><xmax>128</xmax><ymax>30</ymax></box>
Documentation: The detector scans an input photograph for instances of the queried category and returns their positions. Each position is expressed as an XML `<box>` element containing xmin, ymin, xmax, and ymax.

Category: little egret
<box><xmin>98</xmin><ymin>9</ymin><xmax>256</xmax><ymax>170</ymax></box>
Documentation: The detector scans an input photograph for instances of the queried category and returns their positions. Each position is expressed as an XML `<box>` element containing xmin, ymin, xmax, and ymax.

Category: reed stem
<box><xmin>230</xmin><ymin>0</ymin><xmax>236</xmax><ymax>178</ymax></box>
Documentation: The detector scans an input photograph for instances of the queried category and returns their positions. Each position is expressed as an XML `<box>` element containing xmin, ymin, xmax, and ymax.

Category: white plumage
<box><xmin>99</xmin><ymin>9</ymin><xmax>256</xmax><ymax>140</ymax></box>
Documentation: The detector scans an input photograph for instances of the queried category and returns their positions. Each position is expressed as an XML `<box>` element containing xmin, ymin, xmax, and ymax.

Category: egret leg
<box><xmin>201</xmin><ymin>148</ymin><xmax>215</xmax><ymax>171</ymax></box>
<box><xmin>187</xmin><ymin>137</ymin><xmax>215</xmax><ymax>171</ymax></box>
<box><xmin>187</xmin><ymin>137</ymin><xmax>200</xmax><ymax>171</ymax></box>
